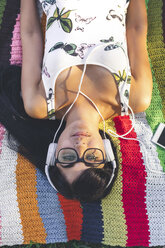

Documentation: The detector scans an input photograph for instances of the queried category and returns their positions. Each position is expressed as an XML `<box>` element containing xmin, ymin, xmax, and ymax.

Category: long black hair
<box><xmin>0</xmin><ymin>65</ymin><xmax>119</xmax><ymax>202</ymax></box>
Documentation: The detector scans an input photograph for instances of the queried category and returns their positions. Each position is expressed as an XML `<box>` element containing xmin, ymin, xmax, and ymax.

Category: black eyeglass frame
<box><xmin>55</xmin><ymin>148</ymin><xmax>106</xmax><ymax>168</ymax></box>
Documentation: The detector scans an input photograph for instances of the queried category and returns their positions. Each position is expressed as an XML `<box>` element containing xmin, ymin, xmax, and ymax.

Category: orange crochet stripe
<box><xmin>16</xmin><ymin>154</ymin><xmax>47</xmax><ymax>244</ymax></box>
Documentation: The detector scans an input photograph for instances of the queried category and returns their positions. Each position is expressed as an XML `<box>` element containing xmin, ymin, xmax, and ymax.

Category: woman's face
<box><xmin>55</xmin><ymin>124</ymin><xmax>105</xmax><ymax>184</ymax></box>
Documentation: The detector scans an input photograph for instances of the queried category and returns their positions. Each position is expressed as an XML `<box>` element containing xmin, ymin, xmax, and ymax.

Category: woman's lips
<box><xmin>72</xmin><ymin>132</ymin><xmax>90</xmax><ymax>137</ymax></box>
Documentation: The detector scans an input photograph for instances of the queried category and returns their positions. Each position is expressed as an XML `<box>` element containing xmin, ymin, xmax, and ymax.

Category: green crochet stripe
<box><xmin>0</xmin><ymin>0</ymin><xmax>6</xmax><ymax>30</ymax></box>
<box><xmin>147</xmin><ymin>0</ymin><xmax>165</xmax><ymax>118</ymax></box>
<box><xmin>145</xmin><ymin>0</ymin><xmax>149</xmax><ymax>9</ymax></box>
<box><xmin>146</xmin><ymin>64</ymin><xmax>165</xmax><ymax>170</ymax></box>
<box><xmin>146</xmin><ymin>0</ymin><xmax>165</xmax><ymax>170</ymax></box>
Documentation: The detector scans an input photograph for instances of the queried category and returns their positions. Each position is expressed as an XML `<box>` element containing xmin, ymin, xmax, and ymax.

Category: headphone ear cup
<box><xmin>46</xmin><ymin>143</ymin><xmax>57</xmax><ymax>166</ymax></box>
<box><xmin>103</xmin><ymin>139</ymin><xmax>115</xmax><ymax>162</ymax></box>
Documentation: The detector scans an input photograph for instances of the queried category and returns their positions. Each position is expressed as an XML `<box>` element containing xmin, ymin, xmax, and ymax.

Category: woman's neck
<box><xmin>65</xmin><ymin>95</ymin><xmax>101</xmax><ymax>129</ymax></box>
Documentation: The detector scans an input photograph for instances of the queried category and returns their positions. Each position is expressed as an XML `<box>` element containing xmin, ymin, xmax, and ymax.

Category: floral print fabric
<box><xmin>39</xmin><ymin>0</ymin><xmax>131</xmax><ymax>119</ymax></box>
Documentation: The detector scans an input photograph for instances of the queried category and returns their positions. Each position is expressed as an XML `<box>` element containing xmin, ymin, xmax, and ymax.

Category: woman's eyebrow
<box><xmin>58</xmin><ymin>162</ymin><xmax>91</xmax><ymax>168</ymax></box>
<box><xmin>57</xmin><ymin>162</ymin><xmax>76</xmax><ymax>168</ymax></box>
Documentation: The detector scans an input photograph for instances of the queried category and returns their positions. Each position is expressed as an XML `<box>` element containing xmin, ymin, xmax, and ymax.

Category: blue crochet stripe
<box><xmin>36</xmin><ymin>169</ymin><xmax>68</xmax><ymax>243</ymax></box>
<box><xmin>81</xmin><ymin>201</ymin><xmax>104</xmax><ymax>243</ymax></box>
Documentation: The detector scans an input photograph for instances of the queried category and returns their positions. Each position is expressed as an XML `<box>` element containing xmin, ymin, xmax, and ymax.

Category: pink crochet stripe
<box><xmin>10</xmin><ymin>14</ymin><xmax>22</xmax><ymax>65</ymax></box>
<box><xmin>0</xmin><ymin>124</ymin><xmax>5</xmax><ymax>245</ymax></box>
<box><xmin>113</xmin><ymin>116</ymin><xmax>150</xmax><ymax>247</ymax></box>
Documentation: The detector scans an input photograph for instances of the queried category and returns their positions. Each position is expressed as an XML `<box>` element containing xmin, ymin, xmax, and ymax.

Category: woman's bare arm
<box><xmin>126</xmin><ymin>0</ymin><xmax>153</xmax><ymax>113</ymax></box>
<box><xmin>21</xmin><ymin>0</ymin><xmax>47</xmax><ymax>118</ymax></box>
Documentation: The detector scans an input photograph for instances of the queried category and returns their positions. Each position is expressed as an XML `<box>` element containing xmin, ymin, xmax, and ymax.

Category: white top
<box><xmin>39</xmin><ymin>0</ymin><xmax>131</xmax><ymax>119</ymax></box>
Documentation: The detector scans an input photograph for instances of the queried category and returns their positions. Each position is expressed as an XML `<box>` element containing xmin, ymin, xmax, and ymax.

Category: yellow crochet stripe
<box><xmin>147</xmin><ymin>0</ymin><xmax>165</xmax><ymax>119</ymax></box>
<box><xmin>99</xmin><ymin>119</ymin><xmax>127</xmax><ymax>246</ymax></box>
<box><xmin>16</xmin><ymin>154</ymin><xmax>47</xmax><ymax>244</ymax></box>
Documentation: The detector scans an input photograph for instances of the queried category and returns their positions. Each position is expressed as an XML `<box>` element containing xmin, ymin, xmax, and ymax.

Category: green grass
<box><xmin>1</xmin><ymin>241</ymin><xmax>164</xmax><ymax>248</ymax></box>
<box><xmin>1</xmin><ymin>241</ymin><xmax>163</xmax><ymax>248</ymax></box>
<box><xmin>1</xmin><ymin>240</ymin><xmax>122</xmax><ymax>248</ymax></box>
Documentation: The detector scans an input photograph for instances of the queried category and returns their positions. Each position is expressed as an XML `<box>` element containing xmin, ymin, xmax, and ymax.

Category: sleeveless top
<box><xmin>39</xmin><ymin>0</ymin><xmax>131</xmax><ymax>119</ymax></box>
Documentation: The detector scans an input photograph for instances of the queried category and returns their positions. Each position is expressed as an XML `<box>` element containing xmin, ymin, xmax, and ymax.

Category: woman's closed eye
<box><xmin>62</xmin><ymin>154</ymin><xmax>76</xmax><ymax>161</ymax></box>
<box><xmin>85</xmin><ymin>154</ymin><xmax>100</xmax><ymax>161</ymax></box>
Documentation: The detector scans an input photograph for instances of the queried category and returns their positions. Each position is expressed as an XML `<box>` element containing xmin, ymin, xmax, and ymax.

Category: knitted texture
<box><xmin>10</xmin><ymin>14</ymin><xmax>22</xmax><ymax>66</ymax></box>
<box><xmin>146</xmin><ymin>0</ymin><xmax>165</xmax><ymax>170</ymax></box>
<box><xmin>0</xmin><ymin>0</ymin><xmax>165</xmax><ymax>246</ymax></box>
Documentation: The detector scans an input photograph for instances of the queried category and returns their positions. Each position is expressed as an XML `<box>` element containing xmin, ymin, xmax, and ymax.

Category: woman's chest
<box><xmin>54</xmin><ymin>64</ymin><xmax>121</xmax><ymax>117</ymax></box>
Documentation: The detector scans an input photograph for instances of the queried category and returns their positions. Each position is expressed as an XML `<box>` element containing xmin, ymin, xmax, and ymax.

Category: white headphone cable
<box><xmin>52</xmin><ymin>63</ymin><xmax>87</xmax><ymax>143</ymax></box>
<box><xmin>52</xmin><ymin>42</ymin><xmax>135</xmax><ymax>143</ymax></box>
<box><xmin>52</xmin><ymin>43</ymin><xmax>109</xmax><ymax>143</ymax></box>
<box><xmin>107</xmin><ymin>43</ymin><xmax>136</xmax><ymax>138</ymax></box>
<box><xmin>48</xmin><ymin>41</ymin><xmax>165</xmax><ymax>187</ymax></box>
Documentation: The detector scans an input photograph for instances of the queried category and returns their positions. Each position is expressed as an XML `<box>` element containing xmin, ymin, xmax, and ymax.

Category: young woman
<box><xmin>0</xmin><ymin>0</ymin><xmax>152</xmax><ymax>202</ymax></box>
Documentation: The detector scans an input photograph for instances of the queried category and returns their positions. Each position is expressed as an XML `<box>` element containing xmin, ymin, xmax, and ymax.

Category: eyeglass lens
<box><xmin>58</xmin><ymin>148</ymin><xmax>104</xmax><ymax>166</ymax></box>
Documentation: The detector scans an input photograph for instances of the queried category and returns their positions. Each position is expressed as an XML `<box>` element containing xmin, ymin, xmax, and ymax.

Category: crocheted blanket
<box><xmin>0</xmin><ymin>0</ymin><xmax>165</xmax><ymax>246</ymax></box>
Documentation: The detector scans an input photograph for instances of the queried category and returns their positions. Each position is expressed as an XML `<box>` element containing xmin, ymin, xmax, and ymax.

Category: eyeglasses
<box><xmin>56</xmin><ymin>148</ymin><xmax>106</xmax><ymax>168</ymax></box>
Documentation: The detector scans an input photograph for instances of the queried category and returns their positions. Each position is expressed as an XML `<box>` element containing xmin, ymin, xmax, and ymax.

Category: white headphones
<box><xmin>45</xmin><ymin>138</ymin><xmax>117</xmax><ymax>191</ymax></box>
<box><xmin>45</xmin><ymin>143</ymin><xmax>57</xmax><ymax>167</ymax></box>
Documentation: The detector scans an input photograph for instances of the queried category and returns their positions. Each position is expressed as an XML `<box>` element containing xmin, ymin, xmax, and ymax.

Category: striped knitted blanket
<box><xmin>0</xmin><ymin>0</ymin><xmax>165</xmax><ymax>246</ymax></box>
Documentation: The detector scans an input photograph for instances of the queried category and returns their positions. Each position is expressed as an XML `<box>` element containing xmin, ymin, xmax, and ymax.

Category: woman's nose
<box><xmin>74</xmin><ymin>141</ymin><xmax>86</xmax><ymax>149</ymax></box>
<box><xmin>73</xmin><ymin>139</ymin><xmax>87</xmax><ymax>155</ymax></box>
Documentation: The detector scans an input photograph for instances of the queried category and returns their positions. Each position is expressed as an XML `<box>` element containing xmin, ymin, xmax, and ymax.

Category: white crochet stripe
<box><xmin>0</xmin><ymin>211</ymin><xmax>1</xmax><ymax>246</ymax></box>
<box><xmin>0</xmin><ymin>132</ymin><xmax>24</xmax><ymax>246</ymax></box>
<box><xmin>134</xmin><ymin>113</ymin><xmax>165</xmax><ymax>246</ymax></box>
